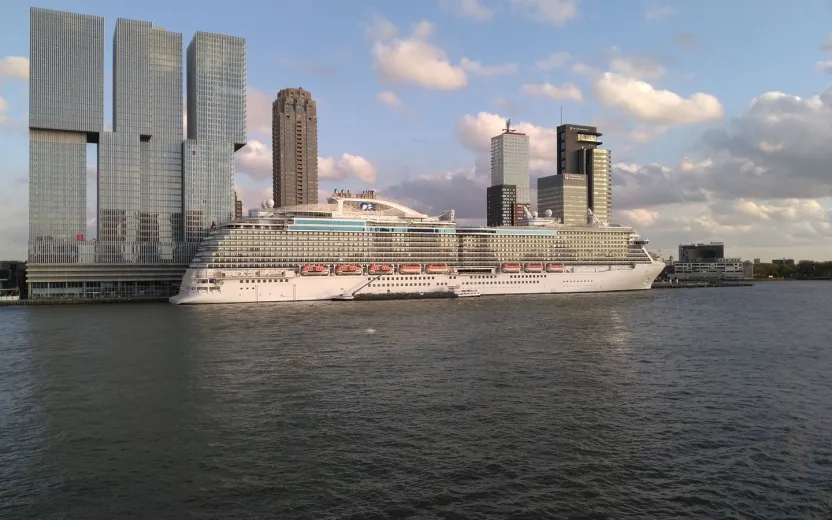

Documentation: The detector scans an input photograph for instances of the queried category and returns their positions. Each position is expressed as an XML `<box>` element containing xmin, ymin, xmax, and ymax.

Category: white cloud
<box><xmin>459</xmin><ymin>57</ymin><xmax>517</xmax><ymax>76</ymax></box>
<box><xmin>536</xmin><ymin>52</ymin><xmax>571</xmax><ymax>70</ymax></box>
<box><xmin>609</xmin><ymin>47</ymin><xmax>665</xmax><ymax>80</ymax></box>
<box><xmin>0</xmin><ymin>56</ymin><xmax>28</xmax><ymax>80</ymax></box>
<box><xmin>371</xmin><ymin>18</ymin><xmax>468</xmax><ymax>91</ymax></box>
<box><xmin>522</xmin><ymin>82</ymin><xmax>583</xmax><ymax>102</ymax></box>
<box><xmin>620</xmin><ymin>199</ymin><xmax>832</xmax><ymax>260</ymax></box>
<box><xmin>234</xmin><ymin>139</ymin><xmax>272</xmax><ymax>180</ymax></box>
<box><xmin>816</xmin><ymin>61</ymin><xmax>832</xmax><ymax>73</ymax></box>
<box><xmin>383</xmin><ymin>165</ymin><xmax>488</xmax><ymax>219</ymax></box>
<box><xmin>509</xmin><ymin>0</ymin><xmax>578</xmax><ymax>26</ymax></box>
<box><xmin>235</xmin><ymin>140</ymin><xmax>377</xmax><ymax>185</ymax></box>
<box><xmin>439</xmin><ymin>0</ymin><xmax>494</xmax><ymax>21</ymax></box>
<box><xmin>644</xmin><ymin>4</ymin><xmax>673</xmax><ymax>21</ymax></box>
<box><xmin>376</xmin><ymin>91</ymin><xmax>404</xmax><ymax>108</ymax></box>
<box><xmin>594</xmin><ymin>72</ymin><xmax>723</xmax><ymax>125</ymax></box>
<box><xmin>319</xmin><ymin>154</ymin><xmax>377</xmax><ymax>184</ymax></box>
<box><xmin>456</xmin><ymin>111</ymin><xmax>557</xmax><ymax>173</ymax></box>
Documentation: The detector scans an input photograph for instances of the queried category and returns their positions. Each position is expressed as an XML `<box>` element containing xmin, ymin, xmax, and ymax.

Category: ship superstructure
<box><xmin>169</xmin><ymin>190</ymin><xmax>664</xmax><ymax>304</ymax></box>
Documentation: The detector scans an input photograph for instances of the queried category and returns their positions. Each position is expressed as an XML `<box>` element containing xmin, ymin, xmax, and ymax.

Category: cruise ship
<box><xmin>169</xmin><ymin>190</ymin><xmax>665</xmax><ymax>304</ymax></box>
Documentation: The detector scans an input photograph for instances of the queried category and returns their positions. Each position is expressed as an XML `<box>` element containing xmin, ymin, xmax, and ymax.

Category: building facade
<box><xmin>234</xmin><ymin>191</ymin><xmax>243</xmax><ymax>220</ymax></box>
<box><xmin>579</xmin><ymin>147</ymin><xmax>611</xmax><ymax>223</ymax></box>
<box><xmin>273</xmin><ymin>88</ymin><xmax>318</xmax><ymax>207</ymax></box>
<box><xmin>486</xmin><ymin>184</ymin><xmax>518</xmax><ymax>227</ymax></box>
<box><xmin>556</xmin><ymin>124</ymin><xmax>611</xmax><ymax>223</ymax></box>
<box><xmin>671</xmin><ymin>259</ymin><xmax>748</xmax><ymax>281</ymax></box>
<box><xmin>490</xmin><ymin>125</ymin><xmax>530</xmax><ymax>205</ymax></box>
<box><xmin>557</xmin><ymin>124</ymin><xmax>600</xmax><ymax>176</ymax></box>
<box><xmin>28</xmin><ymin>8</ymin><xmax>104</xmax><ymax>294</ymax></box>
<box><xmin>184</xmin><ymin>32</ymin><xmax>247</xmax><ymax>241</ymax></box>
<box><xmin>537</xmin><ymin>173</ymin><xmax>588</xmax><ymax>226</ymax></box>
<box><xmin>27</xmin><ymin>8</ymin><xmax>246</xmax><ymax>300</ymax></box>
<box><xmin>678</xmin><ymin>242</ymin><xmax>725</xmax><ymax>263</ymax></box>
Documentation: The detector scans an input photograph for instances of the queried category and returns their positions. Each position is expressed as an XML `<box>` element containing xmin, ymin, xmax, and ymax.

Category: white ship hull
<box><xmin>169</xmin><ymin>261</ymin><xmax>665</xmax><ymax>305</ymax></box>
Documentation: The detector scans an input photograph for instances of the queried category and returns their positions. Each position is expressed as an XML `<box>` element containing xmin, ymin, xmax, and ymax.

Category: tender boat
<box><xmin>425</xmin><ymin>264</ymin><xmax>450</xmax><ymax>274</ymax></box>
<box><xmin>524</xmin><ymin>263</ymin><xmax>544</xmax><ymax>273</ymax></box>
<box><xmin>335</xmin><ymin>264</ymin><xmax>362</xmax><ymax>275</ymax></box>
<box><xmin>301</xmin><ymin>264</ymin><xmax>330</xmax><ymax>276</ymax></box>
<box><xmin>331</xmin><ymin>292</ymin><xmax>355</xmax><ymax>301</ymax></box>
<box><xmin>546</xmin><ymin>263</ymin><xmax>567</xmax><ymax>273</ymax></box>
<box><xmin>501</xmin><ymin>263</ymin><xmax>522</xmax><ymax>273</ymax></box>
<box><xmin>368</xmin><ymin>264</ymin><xmax>393</xmax><ymax>275</ymax></box>
<box><xmin>451</xmin><ymin>287</ymin><xmax>480</xmax><ymax>298</ymax></box>
<box><xmin>398</xmin><ymin>264</ymin><xmax>422</xmax><ymax>275</ymax></box>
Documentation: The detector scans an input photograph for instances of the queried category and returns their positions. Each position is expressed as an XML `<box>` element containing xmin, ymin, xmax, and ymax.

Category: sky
<box><xmin>2</xmin><ymin>0</ymin><xmax>832</xmax><ymax>262</ymax></box>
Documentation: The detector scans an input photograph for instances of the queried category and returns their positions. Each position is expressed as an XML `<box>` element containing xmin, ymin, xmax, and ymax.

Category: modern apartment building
<box><xmin>27</xmin><ymin>7</ymin><xmax>246</xmax><ymax>300</ymax></box>
<box><xmin>537</xmin><ymin>173</ymin><xmax>588</xmax><ymax>226</ymax></box>
<box><xmin>490</xmin><ymin>121</ymin><xmax>530</xmax><ymax>205</ymax></box>
<box><xmin>273</xmin><ymin>88</ymin><xmax>318</xmax><ymax>207</ymax></box>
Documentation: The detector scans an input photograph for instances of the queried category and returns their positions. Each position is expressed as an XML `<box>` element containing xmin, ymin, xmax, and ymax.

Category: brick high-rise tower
<box><xmin>272</xmin><ymin>88</ymin><xmax>318</xmax><ymax>207</ymax></box>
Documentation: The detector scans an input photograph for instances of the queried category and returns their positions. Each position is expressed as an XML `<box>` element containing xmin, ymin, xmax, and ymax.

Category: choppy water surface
<box><xmin>1</xmin><ymin>282</ymin><xmax>831</xmax><ymax>519</ymax></box>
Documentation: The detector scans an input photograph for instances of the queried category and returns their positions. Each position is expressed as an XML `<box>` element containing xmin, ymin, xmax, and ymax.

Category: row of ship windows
<box><xmin>224</xmin><ymin>229</ymin><xmax>630</xmax><ymax>238</ymax></box>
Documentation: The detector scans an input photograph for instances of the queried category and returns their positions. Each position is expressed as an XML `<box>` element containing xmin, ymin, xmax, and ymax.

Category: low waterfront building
<box><xmin>0</xmin><ymin>261</ymin><xmax>27</xmax><ymax>300</ymax></box>
<box><xmin>669</xmin><ymin>258</ymin><xmax>749</xmax><ymax>281</ymax></box>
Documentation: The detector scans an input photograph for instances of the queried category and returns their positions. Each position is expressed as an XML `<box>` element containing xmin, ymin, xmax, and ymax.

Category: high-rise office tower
<box><xmin>28</xmin><ymin>7</ymin><xmax>104</xmax><ymax>279</ymax></box>
<box><xmin>490</xmin><ymin>120</ymin><xmax>530</xmax><ymax>205</ymax></box>
<box><xmin>537</xmin><ymin>174</ymin><xmax>588</xmax><ymax>226</ymax></box>
<box><xmin>579</xmin><ymin>147</ymin><xmax>611</xmax><ymax>223</ymax></box>
<box><xmin>272</xmin><ymin>88</ymin><xmax>318</xmax><ymax>207</ymax></box>
<box><xmin>556</xmin><ymin>124</ymin><xmax>611</xmax><ymax>222</ymax></box>
<box><xmin>99</xmin><ymin>18</ymin><xmax>184</xmax><ymax>264</ymax></box>
<box><xmin>28</xmin><ymin>7</ymin><xmax>246</xmax><ymax>299</ymax></box>
<box><xmin>486</xmin><ymin>120</ymin><xmax>529</xmax><ymax>226</ymax></box>
<box><xmin>184</xmin><ymin>32</ymin><xmax>247</xmax><ymax>241</ymax></box>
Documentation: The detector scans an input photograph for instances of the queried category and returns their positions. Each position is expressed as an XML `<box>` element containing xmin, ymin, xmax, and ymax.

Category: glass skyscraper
<box><xmin>28</xmin><ymin>8</ymin><xmax>103</xmax><ymax>275</ymax></box>
<box><xmin>27</xmin><ymin>7</ymin><xmax>246</xmax><ymax>299</ymax></box>
<box><xmin>184</xmin><ymin>32</ymin><xmax>247</xmax><ymax>241</ymax></box>
<box><xmin>490</xmin><ymin>130</ymin><xmax>530</xmax><ymax>205</ymax></box>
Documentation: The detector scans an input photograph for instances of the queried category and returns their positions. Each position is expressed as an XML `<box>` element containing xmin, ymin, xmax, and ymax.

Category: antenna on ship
<box><xmin>560</xmin><ymin>105</ymin><xmax>563</xmax><ymax>125</ymax></box>
<box><xmin>504</xmin><ymin>118</ymin><xmax>511</xmax><ymax>133</ymax></box>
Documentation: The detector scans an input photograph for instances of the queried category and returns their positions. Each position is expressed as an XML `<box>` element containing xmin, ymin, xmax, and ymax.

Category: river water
<box><xmin>1</xmin><ymin>282</ymin><xmax>831</xmax><ymax>519</ymax></box>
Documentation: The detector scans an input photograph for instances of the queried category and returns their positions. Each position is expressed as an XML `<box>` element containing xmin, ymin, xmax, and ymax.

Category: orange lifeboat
<box><xmin>546</xmin><ymin>263</ymin><xmax>567</xmax><ymax>273</ymax></box>
<box><xmin>501</xmin><ymin>263</ymin><xmax>522</xmax><ymax>273</ymax></box>
<box><xmin>425</xmin><ymin>264</ymin><xmax>450</xmax><ymax>274</ymax></box>
<box><xmin>368</xmin><ymin>264</ymin><xmax>393</xmax><ymax>275</ymax></box>
<box><xmin>524</xmin><ymin>263</ymin><xmax>544</xmax><ymax>273</ymax></box>
<box><xmin>398</xmin><ymin>264</ymin><xmax>422</xmax><ymax>275</ymax></box>
<box><xmin>301</xmin><ymin>264</ymin><xmax>330</xmax><ymax>276</ymax></box>
<box><xmin>335</xmin><ymin>264</ymin><xmax>362</xmax><ymax>275</ymax></box>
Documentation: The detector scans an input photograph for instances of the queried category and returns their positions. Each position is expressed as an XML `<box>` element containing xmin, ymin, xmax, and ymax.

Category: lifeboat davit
<box><xmin>301</xmin><ymin>264</ymin><xmax>330</xmax><ymax>276</ymax></box>
<box><xmin>398</xmin><ymin>264</ymin><xmax>422</xmax><ymax>275</ymax></box>
<box><xmin>335</xmin><ymin>264</ymin><xmax>362</xmax><ymax>275</ymax></box>
<box><xmin>524</xmin><ymin>263</ymin><xmax>544</xmax><ymax>273</ymax></box>
<box><xmin>368</xmin><ymin>264</ymin><xmax>393</xmax><ymax>275</ymax></box>
<box><xmin>546</xmin><ymin>263</ymin><xmax>567</xmax><ymax>273</ymax></box>
<box><xmin>501</xmin><ymin>263</ymin><xmax>522</xmax><ymax>273</ymax></box>
<box><xmin>425</xmin><ymin>264</ymin><xmax>450</xmax><ymax>274</ymax></box>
